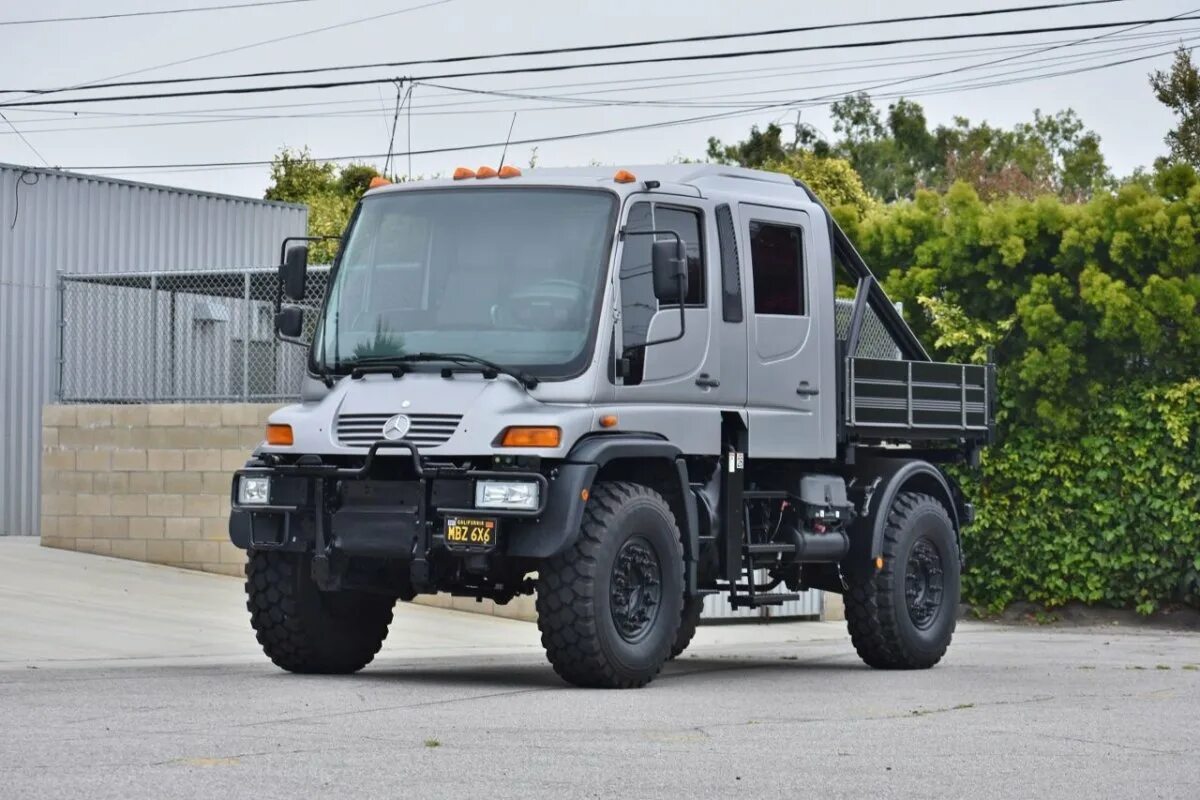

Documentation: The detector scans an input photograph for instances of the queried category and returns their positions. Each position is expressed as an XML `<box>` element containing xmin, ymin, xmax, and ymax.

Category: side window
<box><xmin>750</xmin><ymin>221</ymin><xmax>805</xmax><ymax>316</ymax></box>
<box><xmin>654</xmin><ymin>206</ymin><xmax>704</xmax><ymax>306</ymax></box>
<box><xmin>715</xmin><ymin>204</ymin><xmax>742</xmax><ymax>322</ymax></box>
<box><xmin>618</xmin><ymin>201</ymin><xmax>706</xmax><ymax>385</ymax></box>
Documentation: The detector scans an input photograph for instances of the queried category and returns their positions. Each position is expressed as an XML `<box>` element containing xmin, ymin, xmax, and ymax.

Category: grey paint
<box><xmin>0</xmin><ymin>162</ymin><xmax>306</xmax><ymax>535</ymax></box>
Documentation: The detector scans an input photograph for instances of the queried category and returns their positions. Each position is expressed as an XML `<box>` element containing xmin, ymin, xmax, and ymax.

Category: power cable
<box><xmin>3</xmin><ymin>0</ymin><xmax>1133</xmax><ymax>96</ymax></box>
<box><xmin>0</xmin><ymin>112</ymin><xmax>49</xmax><ymax>166</ymax></box>
<box><xmin>3</xmin><ymin>14</ymin><xmax>1196</xmax><ymax>109</ymax></box>
<box><xmin>0</xmin><ymin>0</ymin><xmax>316</xmax><ymax>27</ymax></box>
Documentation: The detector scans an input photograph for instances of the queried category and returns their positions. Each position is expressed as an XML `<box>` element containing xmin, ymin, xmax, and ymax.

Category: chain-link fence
<box><xmin>57</xmin><ymin>267</ymin><xmax>329</xmax><ymax>404</ymax></box>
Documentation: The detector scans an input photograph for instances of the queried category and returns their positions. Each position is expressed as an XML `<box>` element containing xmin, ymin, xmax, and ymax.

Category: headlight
<box><xmin>238</xmin><ymin>476</ymin><xmax>271</xmax><ymax>505</ymax></box>
<box><xmin>475</xmin><ymin>480</ymin><xmax>539</xmax><ymax>511</ymax></box>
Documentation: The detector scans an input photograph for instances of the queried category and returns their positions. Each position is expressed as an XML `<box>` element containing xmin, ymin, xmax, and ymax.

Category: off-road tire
<box><xmin>844</xmin><ymin>491</ymin><xmax>960</xmax><ymax>670</ymax></box>
<box><xmin>536</xmin><ymin>481</ymin><xmax>684</xmax><ymax>688</ymax></box>
<box><xmin>246</xmin><ymin>550</ymin><xmax>395</xmax><ymax>674</ymax></box>
<box><xmin>669</xmin><ymin>596</ymin><xmax>704</xmax><ymax>660</ymax></box>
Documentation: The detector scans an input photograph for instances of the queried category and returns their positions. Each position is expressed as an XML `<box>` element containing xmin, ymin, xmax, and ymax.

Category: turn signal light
<box><xmin>499</xmin><ymin>426</ymin><xmax>561</xmax><ymax>448</ymax></box>
<box><xmin>599</xmin><ymin>414</ymin><xmax>618</xmax><ymax>428</ymax></box>
<box><xmin>368</xmin><ymin>176</ymin><xmax>392</xmax><ymax>189</ymax></box>
<box><xmin>265</xmin><ymin>424</ymin><xmax>294</xmax><ymax>446</ymax></box>
<box><xmin>498</xmin><ymin>165</ymin><xmax>522</xmax><ymax>178</ymax></box>
<box><xmin>453</xmin><ymin>166</ymin><xmax>476</xmax><ymax>180</ymax></box>
<box><xmin>476</xmin><ymin>165</ymin><xmax>498</xmax><ymax>179</ymax></box>
<box><xmin>613</xmin><ymin>169</ymin><xmax>637</xmax><ymax>183</ymax></box>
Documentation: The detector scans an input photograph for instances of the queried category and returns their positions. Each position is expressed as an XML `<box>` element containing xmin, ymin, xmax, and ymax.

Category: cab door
<box><xmin>740</xmin><ymin>203</ymin><xmax>834</xmax><ymax>459</ymax></box>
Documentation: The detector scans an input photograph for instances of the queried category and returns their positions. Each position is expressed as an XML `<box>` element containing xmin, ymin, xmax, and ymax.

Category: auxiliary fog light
<box><xmin>475</xmin><ymin>480</ymin><xmax>539</xmax><ymax>511</ymax></box>
<box><xmin>238</xmin><ymin>476</ymin><xmax>271</xmax><ymax>505</ymax></box>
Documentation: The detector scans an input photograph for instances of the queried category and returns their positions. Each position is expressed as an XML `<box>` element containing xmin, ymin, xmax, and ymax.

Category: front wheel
<box><xmin>844</xmin><ymin>492</ymin><xmax>960</xmax><ymax>669</ymax></box>
<box><xmin>246</xmin><ymin>550</ymin><xmax>396</xmax><ymax>674</ymax></box>
<box><xmin>536</xmin><ymin>481</ymin><xmax>684</xmax><ymax>688</ymax></box>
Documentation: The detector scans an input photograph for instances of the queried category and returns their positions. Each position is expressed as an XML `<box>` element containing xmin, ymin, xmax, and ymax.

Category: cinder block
<box><xmin>222</xmin><ymin>404</ymin><xmax>272</xmax><ymax>427</ymax></box>
<box><xmin>203</xmin><ymin>563</ymin><xmax>243</xmax><ymax>578</ymax></box>
<box><xmin>148</xmin><ymin>404</ymin><xmax>189</xmax><ymax>427</ymax></box>
<box><xmin>41</xmin><ymin>516</ymin><xmax>59</xmax><ymax>537</ymax></box>
<box><xmin>76</xmin><ymin>538</ymin><xmax>112</xmax><ymax>555</ymax></box>
<box><xmin>147</xmin><ymin>449</ymin><xmax>185</xmax><ymax>473</ymax></box>
<box><xmin>75</xmin><ymin>406</ymin><xmax>113</xmax><ymax>428</ymax></box>
<box><xmin>59</xmin><ymin>516</ymin><xmax>94</xmax><ymax>537</ymax></box>
<box><xmin>43</xmin><ymin>449</ymin><xmax>75</xmax><ymax>471</ymax></box>
<box><xmin>129</xmin><ymin>517</ymin><xmax>166</xmax><ymax>540</ymax></box>
<box><xmin>58</xmin><ymin>428</ymin><xmax>95</xmax><ymax>448</ymax></box>
<box><xmin>42</xmin><ymin>405</ymin><xmax>77</xmax><ymax>427</ymax></box>
<box><xmin>164</xmin><ymin>517</ymin><xmax>203</xmax><ymax>540</ymax></box>
<box><xmin>184</xmin><ymin>450</ymin><xmax>223</xmax><ymax>472</ymax></box>
<box><xmin>184</xmin><ymin>494</ymin><xmax>223</xmax><ymax>519</ymax></box>
<box><xmin>146</xmin><ymin>494</ymin><xmax>184</xmax><ymax>517</ymax></box>
<box><xmin>110</xmin><ymin>539</ymin><xmax>147</xmax><ymax>561</ymax></box>
<box><xmin>102</xmin><ymin>427</ymin><xmax>134</xmax><ymax>449</ymax></box>
<box><xmin>41</xmin><ymin>427</ymin><xmax>59</xmax><ymax>447</ymax></box>
<box><xmin>111</xmin><ymin>405</ymin><xmax>149</xmax><ymax>427</ymax></box>
<box><xmin>59</xmin><ymin>472</ymin><xmax>94</xmax><ymax>494</ymax></box>
<box><xmin>821</xmin><ymin>591</ymin><xmax>845</xmax><ymax>622</ymax></box>
<box><xmin>164</xmin><ymin>471</ymin><xmax>203</xmax><ymax>494</ymax></box>
<box><xmin>184</xmin><ymin>405</ymin><xmax>224</xmax><ymax>427</ymax></box>
<box><xmin>75</xmin><ymin>450</ymin><xmax>113</xmax><ymax>473</ymax></box>
<box><xmin>145</xmin><ymin>539</ymin><xmax>183</xmax><ymax>563</ymax></box>
<box><xmin>203</xmin><ymin>516</ymin><xmax>228</xmax><ymax>540</ymax></box>
<box><xmin>77</xmin><ymin>493</ymin><xmax>112</xmax><ymax>517</ymax></box>
<box><xmin>222</xmin><ymin>449</ymin><xmax>249</xmax><ymax>472</ymax></box>
<box><xmin>182</xmin><ymin>540</ymin><xmax>219</xmax><ymax>564</ymax></box>
<box><xmin>94</xmin><ymin>516</ymin><xmax>129</xmax><ymax>538</ymax></box>
<box><xmin>238</xmin><ymin>427</ymin><xmax>266</xmax><ymax>447</ymax></box>
<box><xmin>41</xmin><ymin>494</ymin><xmax>75</xmax><ymax>517</ymax></box>
<box><xmin>205</xmin><ymin>428</ymin><xmax>243</xmax><ymax>448</ymax></box>
<box><xmin>203</xmin><ymin>471</ymin><xmax>231</xmax><ymax>495</ymax></box>
<box><xmin>111</xmin><ymin>494</ymin><xmax>147</xmax><ymax>517</ymax></box>
<box><xmin>111</xmin><ymin>450</ymin><xmax>148</xmax><ymax>471</ymax></box>
<box><xmin>92</xmin><ymin>471</ymin><xmax>128</xmax><ymax>494</ymax></box>
<box><xmin>219</xmin><ymin>541</ymin><xmax>245</xmax><ymax>564</ymax></box>
<box><xmin>128</xmin><ymin>472</ymin><xmax>164</xmax><ymax>494</ymax></box>
<box><xmin>41</xmin><ymin>536</ymin><xmax>75</xmax><ymax>551</ymax></box>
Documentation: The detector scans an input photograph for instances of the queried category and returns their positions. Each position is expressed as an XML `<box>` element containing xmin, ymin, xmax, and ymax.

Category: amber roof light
<box><xmin>613</xmin><ymin>169</ymin><xmax>637</xmax><ymax>183</ymax></box>
<box><xmin>476</xmin><ymin>165</ymin><xmax>498</xmax><ymax>179</ymax></box>
<box><xmin>498</xmin><ymin>165</ymin><xmax>522</xmax><ymax>178</ymax></box>
<box><xmin>453</xmin><ymin>166</ymin><xmax>476</xmax><ymax>180</ymax></box>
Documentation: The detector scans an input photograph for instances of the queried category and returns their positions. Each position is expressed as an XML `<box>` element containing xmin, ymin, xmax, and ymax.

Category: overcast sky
<box><xmin>0</xmin><ymin>0</ymin><xmax>1195</xmax><ymax>198</ymax></box>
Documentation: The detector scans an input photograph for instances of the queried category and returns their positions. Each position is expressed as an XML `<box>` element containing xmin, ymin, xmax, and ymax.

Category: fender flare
<box><xmin>844</xmin><ymin>456</ymin><xmax>965</xmax><ymax>575</ymax></box>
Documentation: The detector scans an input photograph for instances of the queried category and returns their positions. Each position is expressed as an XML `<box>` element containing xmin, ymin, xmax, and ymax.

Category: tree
<box><xmin>1150</xmin><ymin>45</ymin><xmax>1200</xmax><ymax>166</ymax></box>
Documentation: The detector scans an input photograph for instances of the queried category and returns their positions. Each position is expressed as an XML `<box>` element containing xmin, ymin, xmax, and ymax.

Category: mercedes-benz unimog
<box><xmin>229</xmin><ymin>164</ymin><xmax>994</xmax><ymax>688</ymax></box>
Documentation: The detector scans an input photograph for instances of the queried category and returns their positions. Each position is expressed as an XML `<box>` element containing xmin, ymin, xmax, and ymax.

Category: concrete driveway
<box><xmin>1</xmin><ymin>538</ymin><xmax>1197</xmax><ymax>799</ymax></box>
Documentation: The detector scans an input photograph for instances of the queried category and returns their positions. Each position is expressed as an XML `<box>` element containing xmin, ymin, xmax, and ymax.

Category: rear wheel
<box><xmin>246</xmin><ymin>550</ymin><xmax>395</xmax><ymax>674</ymax></box>
<box><xmin>844</xmin><ymin>492</ymin><xmax>959</xmax><ymax>669</ymax></box>
<box><xmin>536</xmin><ymin>481</ymin><xmax>684</xmax><ymax>688</ymax></box>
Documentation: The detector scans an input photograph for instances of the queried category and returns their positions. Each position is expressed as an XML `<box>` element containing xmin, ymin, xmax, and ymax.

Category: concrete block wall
<box><xmin>41</xmin><ymin>403</ymin><xmax>272</xmax><ymax>578</ymax></box>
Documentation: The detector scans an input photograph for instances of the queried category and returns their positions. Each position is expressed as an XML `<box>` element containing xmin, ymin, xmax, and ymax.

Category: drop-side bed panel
<box><xmin>844</xmin><ymin>357</ymin><xmax>993</xmax><ymax>442</ymax></box>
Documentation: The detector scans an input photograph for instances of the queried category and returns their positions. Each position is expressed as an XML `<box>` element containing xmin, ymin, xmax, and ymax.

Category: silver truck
<box><xmin>229</xmin><ymin>164</ymin><xmax>994</xmax><ymax>688</ymax></box>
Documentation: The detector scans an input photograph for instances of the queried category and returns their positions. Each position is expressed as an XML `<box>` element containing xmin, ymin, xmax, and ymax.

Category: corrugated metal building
<box><xmin>0</xmin><ymin>162</ymin><xmax>306</xmax><ymax>535</ymax></box>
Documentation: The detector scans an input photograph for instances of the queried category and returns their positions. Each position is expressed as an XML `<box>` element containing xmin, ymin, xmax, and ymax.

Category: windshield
<box><xmin>313</xmin><ymin>187</ymin><xmax>617</xmax><ymax>378</ymax></box>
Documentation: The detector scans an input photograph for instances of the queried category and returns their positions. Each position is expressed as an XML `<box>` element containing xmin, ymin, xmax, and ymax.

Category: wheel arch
<box><xmin>845</xmin><ymin>457</ymin><xmax>964</xmax><ymax>575</ymax></box>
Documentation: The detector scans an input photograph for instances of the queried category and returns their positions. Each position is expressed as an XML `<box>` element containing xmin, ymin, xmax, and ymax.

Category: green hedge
<box><xmin>959</xmin><ymin>380</ymin><xmax>1200</xmax><ymax>614</ymax></box>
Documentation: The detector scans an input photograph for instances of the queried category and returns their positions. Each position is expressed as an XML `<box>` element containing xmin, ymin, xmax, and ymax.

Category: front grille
<box><xmin>335</xmin><ymin>413</ymin><xmax>463</xmax><ymax>448</ymax></box>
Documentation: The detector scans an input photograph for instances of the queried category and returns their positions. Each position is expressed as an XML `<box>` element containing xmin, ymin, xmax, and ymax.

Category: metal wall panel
<box><xmin>702</xmin><ymin>573</ymin><xmax>823</xmax><ymax>620</ymax></box>
<box><xmin>0</xmin><ymin>162</ymin><xmax>306</xmax><ymax>535</ymax></box>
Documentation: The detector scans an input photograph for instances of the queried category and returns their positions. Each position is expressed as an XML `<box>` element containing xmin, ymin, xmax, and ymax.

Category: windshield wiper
<box><xmin>345</xmin><ymin>352</ymin><xmax>539</xmax><ymax>389</ymax></box>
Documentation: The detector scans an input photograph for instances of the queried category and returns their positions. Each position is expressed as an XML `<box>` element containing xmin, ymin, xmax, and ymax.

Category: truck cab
<box><xmin>230</xmin><ymin>165</ymin><xmax>994</xmax><ymax>687</ymax></box>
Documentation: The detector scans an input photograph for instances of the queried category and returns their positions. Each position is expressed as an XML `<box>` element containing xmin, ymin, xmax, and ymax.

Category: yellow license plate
<box><xmin>444</xmin><ymin>516</ymin><xmax>498</xmax><ymax>549</ymax></box>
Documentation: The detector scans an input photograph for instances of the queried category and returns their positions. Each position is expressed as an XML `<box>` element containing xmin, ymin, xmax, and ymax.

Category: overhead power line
<box><xmin>51</xmin><ymin>40</ymin><xmax>1196</xmax><ymax>174</ymax></box>
<box><xmin>3</xmin><ymin>13</ymin><xmax>1196</xmax><ymax>109</ymax></box>
<box><xmin>5</xmin><ymin>0</ymin><xmax>1131</xmax><ymax>96</ymax></box>
<box><xmin>0</xmin><ymin>0</ymin><xmax>316</xmax><ymax>27</ymax></box>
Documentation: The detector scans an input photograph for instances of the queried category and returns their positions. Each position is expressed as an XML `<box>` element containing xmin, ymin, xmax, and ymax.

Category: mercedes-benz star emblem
<box><xmin>381</xmin><ymin>414</ymin><xmax>411</xmax><ymax>441</ymax></box>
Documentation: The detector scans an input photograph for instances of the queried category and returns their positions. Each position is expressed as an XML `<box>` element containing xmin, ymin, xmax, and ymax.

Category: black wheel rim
<box><xmin>610</xmin><ymin>536</ymin><xmax>663</xmax><ymax>644</ymax></box>
<box><xmin>905</xmin><ymin>537</ymin><xmax>945</xmax><ymax>631</ymax></box>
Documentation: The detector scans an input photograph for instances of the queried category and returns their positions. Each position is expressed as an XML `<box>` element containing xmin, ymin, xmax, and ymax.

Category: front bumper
<box><xmin>229</xmin><ymin>440</ymin><xmax>596</xmax><ymax>563</ymax></box>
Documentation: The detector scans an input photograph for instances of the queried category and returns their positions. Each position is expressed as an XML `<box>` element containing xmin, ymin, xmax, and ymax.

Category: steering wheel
<box><xmin>492</xmin><ymin>279</ymin><xmax>587</xmax><ymax>330</ymax></box>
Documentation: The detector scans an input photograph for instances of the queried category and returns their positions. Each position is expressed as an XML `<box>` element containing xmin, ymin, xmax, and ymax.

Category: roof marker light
<box><xmin>613</xmin><ymin>169</ymin><xmax>637</xmax><ymax>184</ymax></box>
<box><xmin>498</xmin><ymin>165</ymin><xmax>522</xmax><ymax>178</ymax></box>
<box><xmin>453</xmin><ymin>167</ymin><xmax>476</xmax><ymax>180</ymax></box>
<box><xmin>368</xmin><ymin>176</ymin><xmax>392</xmax><ymax>189</ymax></box>
<box><xmin>476</xmin><ymin>165</ymin><xmax>498</xmax><ymax>179</ymax></box>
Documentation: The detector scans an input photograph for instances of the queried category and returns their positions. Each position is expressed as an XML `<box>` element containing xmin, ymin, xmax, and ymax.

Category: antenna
<box><xmin>498</xmin><ymin>112</ymin><xmax>517</xmax><ymax>171</ymax></box>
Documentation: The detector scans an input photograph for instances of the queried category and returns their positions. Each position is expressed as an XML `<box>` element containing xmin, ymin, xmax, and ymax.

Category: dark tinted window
<box><xmin>715</xmin><ymin>204</ymin><xmax>742</xmax><ymax>322</ymax></box>
<box><xmin>750</xmin><ymin>221</ymin><xmax>805</xmax><ymax>316</ymax></box>
<box><xmin>654</xmin><ymin>206</ymin><xmax>704</xmax><ymax>306</ymax></box>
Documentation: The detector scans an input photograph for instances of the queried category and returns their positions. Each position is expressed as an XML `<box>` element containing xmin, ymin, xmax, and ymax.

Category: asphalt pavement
<box><xmin>2</xmin><ymin>538</ymin><xmax>1197</xmax><ymax>799</ymax></box>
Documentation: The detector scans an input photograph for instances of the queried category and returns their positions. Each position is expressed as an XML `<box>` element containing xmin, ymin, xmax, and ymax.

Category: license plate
<box><xmin>444</xmin><ymin>516</ymin><xmax>498</xmax><ymax>549</ymax></box>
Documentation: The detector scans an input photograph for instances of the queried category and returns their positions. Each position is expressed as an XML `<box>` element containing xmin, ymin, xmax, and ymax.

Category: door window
<box><xmin>749</xmin><ymin>222</ymin><xmax>805</xmax><ymax>316</ymax></box>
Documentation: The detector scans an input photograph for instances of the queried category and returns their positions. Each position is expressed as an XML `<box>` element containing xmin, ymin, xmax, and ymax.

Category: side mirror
<box><xmin>275</xmin><ymin>304</ymin><xmax>304</xmax><ymax>338</ymax></box>
<box><xmin>651</xmin><ymin>238</ymin><xmax>687</xmax><ymax>303</ymax></box>
<box><xmin>281</xmin><ymin>245</ymin><xmax>309</xmax><ymax>301</ymax></box>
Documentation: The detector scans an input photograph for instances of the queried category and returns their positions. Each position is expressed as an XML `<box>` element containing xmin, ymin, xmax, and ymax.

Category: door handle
<box><xmin>796</xmin><ymin>382</ymin><xmax>819</xmax><ymax>396</ymax></box>
<box><xmin>695</xmin><ymin>373</ymin><xmax>720</xmax><ymax>389</ymax></box>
